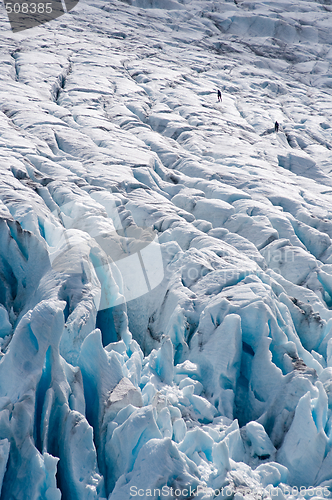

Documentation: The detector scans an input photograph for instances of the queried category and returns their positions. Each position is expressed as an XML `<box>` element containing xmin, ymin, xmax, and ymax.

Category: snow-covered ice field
<box><xmin>1</xmin><ymin>0</ymin><xmax>332</xmax><ymax>498</ymax></box>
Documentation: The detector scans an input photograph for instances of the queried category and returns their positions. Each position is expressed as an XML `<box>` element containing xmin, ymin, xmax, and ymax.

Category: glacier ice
<box><xmin>1</xmin><ymin>0</ymin><xmax>332</xmax><ymax>497</ymax></box>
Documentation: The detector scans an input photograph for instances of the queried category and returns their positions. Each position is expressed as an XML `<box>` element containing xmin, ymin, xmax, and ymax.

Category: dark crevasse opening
<box><xmin>96</xmin><ymin>307</ymin><xmax>119</xmax><ymax>346</ymax></box>
<box><xmin>34</xmin><ymin>346</ymin><xmax>52</xmax><ymax>453</ymax></box>
<box><xmin>96</xmin><ymin>301</ymin><xmax>128</xmax><ymax>346</ymax></box>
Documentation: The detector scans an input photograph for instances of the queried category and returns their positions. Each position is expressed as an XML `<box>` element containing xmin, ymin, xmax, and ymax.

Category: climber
<box><xmin>217</xmin><ymin>89</ymin><xmax>222</xmax><ymax>102</ymax></box>
<box><xmin>275</xmin><ymin>121</ymin><xmax>279</xmax><ymax>132</ymax></box>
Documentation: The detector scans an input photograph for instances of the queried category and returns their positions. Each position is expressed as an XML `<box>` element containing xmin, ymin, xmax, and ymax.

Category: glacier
<box><xmin>0</xmin><ymin>0</ymin><xmax>332</xmax><ymax>498</ymax></box>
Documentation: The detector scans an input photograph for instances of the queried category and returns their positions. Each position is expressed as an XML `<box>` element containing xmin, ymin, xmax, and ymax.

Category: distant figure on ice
<box><xmin>217</xmin><ymin>89</ymin><xmax>222</xmax><ymax>102</ymax></box>
<box><xmin>275</xmin><ymin>121</ymin><xmax>279</xmax><ymax>132</ymax></box>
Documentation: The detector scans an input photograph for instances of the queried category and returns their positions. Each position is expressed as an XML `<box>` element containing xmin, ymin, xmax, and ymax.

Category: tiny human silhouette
<box><xmin>275</xmin><ymin>121</ymin><xmax>279</xmax><ymax>132</ymax></box>
<box><xmin>217</xmin><ymin>90</ymin><xmax>222</xmax><ymax>102</ymax></box>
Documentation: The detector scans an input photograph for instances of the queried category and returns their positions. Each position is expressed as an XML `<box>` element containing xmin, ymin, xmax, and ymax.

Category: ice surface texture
<box><xmin>1</xmin><ymin>0</ymin><xmax>332</xmax><ymax>498</ymax></box>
